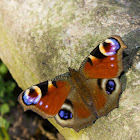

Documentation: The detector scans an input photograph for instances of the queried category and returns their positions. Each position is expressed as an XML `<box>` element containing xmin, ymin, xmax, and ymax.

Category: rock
<box><xmin>0</xmin><ymin>0</ymin><xmax>139</xmax><ymax>139</ymax></box>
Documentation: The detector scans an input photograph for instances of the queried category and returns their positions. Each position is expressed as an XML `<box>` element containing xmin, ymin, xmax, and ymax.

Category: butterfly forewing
<box><xmin>79</xmin><ymin>36</ymin><xmax>127</xmax><ymax>79</ymax></box>
<box><xmin>18</xmin><ymin>73</ymin><xmax>72</xmax><ymax>118</ymax></box>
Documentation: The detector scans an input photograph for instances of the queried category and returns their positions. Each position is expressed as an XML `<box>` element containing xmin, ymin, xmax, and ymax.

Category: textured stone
<box><xmin>0</xmin><ymin>0</ymin><xmax>139</xmax><ymax>139</ymax></box>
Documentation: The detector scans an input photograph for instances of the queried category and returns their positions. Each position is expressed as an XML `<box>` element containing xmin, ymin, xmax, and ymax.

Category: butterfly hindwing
<box><xmin>86</xmin><ymin>78</ymin><xmax>121</xmax><ymax>117</ymax></box>
<box><xmin>54</xmin><ymin>88</ymin><xmax>96</xmax><ymax>131</ymax></box>
<box><xmin>54</xmin><ymin>77</ymin><xmax>121</xmax><ymax>131</ymax></box>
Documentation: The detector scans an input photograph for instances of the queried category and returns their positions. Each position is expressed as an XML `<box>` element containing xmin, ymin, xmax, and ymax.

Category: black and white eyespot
<box><xmin>99</xmin><ymin>78</ymin><xmax>121</xmax><ymax>95</ymax></box>
<box><xmin>58</xmin><ymin>108</ymin><xmax>73</xmax><ymax>120</ymax></box>
<box><xmin>106</xmin><ymin>80</ymin><xmax>116</xmax><ymax>94</ymax></box>
<box><xmin>58</xmin><ymin>99</ymin><xmax>73</xmax><ymax>120</ymax></box>
<box><xmin>54</xmin><ymin>99</ymin><xmax>74</xmax><ymax>127</ymax></box>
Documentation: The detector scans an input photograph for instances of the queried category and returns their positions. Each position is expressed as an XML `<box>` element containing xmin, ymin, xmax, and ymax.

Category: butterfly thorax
<box><xmin>68</xmin><ymin>67</ymin><xmax>93</xmax><ymax>106</ymax></box>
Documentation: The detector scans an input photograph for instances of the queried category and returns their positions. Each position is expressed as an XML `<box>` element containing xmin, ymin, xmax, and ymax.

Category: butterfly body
<box><xmin>68</xmin><ymin>68</ymin><xmax>93</xmax><ymax>106</ymax></box>
<box><xmin>18</xmin><ymin>35</ymin><xmax>127</xmax><ymax>131</ymax></box>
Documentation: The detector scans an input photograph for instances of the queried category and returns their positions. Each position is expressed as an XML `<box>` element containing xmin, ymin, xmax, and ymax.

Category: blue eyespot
<box><xmin>106</xmin><ymin>80</ymin><xmax>116</xmax><ymax>94</ymax></box>
<box><xmin>58</xmin><ymin>109</ymin><xmax>73</xmax><ymax>120</ymax></box>
<box><xmin>22</xmin><ymin>86</ymin><xmax>41</xmax><ymax>105</ymax></box>
<box><xmin>102</xmin><ymin>38</ymin><xmax>120</xmax><ymax>56</ymax></box>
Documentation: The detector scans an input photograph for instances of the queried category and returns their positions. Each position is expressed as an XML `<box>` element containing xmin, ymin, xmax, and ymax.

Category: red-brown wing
<box><xmin>18</xmin><ymin>72</ymin><xmax>72</xmax><ymax>118</ymax></box>
<box><xmin>86</xmin><ymin>78</ymin><xmax>121</xmax><ymax>117</ymax></box>
<box><xmin>79</xmin><ymin>36</ymin><xmax>127</xmax><ymax>79</ymax></box>
<box><xmin>54</xmin><ymin>88</ymin><xmax>97</xmax><ymax>131</ymax></box>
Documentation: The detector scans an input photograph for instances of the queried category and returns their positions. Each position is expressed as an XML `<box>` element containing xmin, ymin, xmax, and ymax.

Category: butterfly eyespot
<box><xmin>106</xmin><ymin>80</ymin><xmax>116</xmax><ymax>94</ymax></box>
<box><xmin>58</xmin><ymin>109</ymin><xmax>73</xmax><ymax>120</ymax></box>
<box><xmin>99</xmin><ymin>38</ymin><xmax>120</xmax><ymax>56</ymax></box>
<box><xmin>22</xmin><ymin>86</ymin><xmax>42</xmax><ymax>105</ymax></box>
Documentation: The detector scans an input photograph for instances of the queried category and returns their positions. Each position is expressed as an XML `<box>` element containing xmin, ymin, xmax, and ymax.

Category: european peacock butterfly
<box><xmin>18</xmin><ymin>35</ymin><xmax>127</xmax><ymax>131</ymax></box>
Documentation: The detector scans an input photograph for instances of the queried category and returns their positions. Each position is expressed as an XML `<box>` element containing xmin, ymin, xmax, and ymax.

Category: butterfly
<box><xmin>18</xmin><ymin>35</ymin><xmax>127</xmax><ymax>131</ymax></box>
